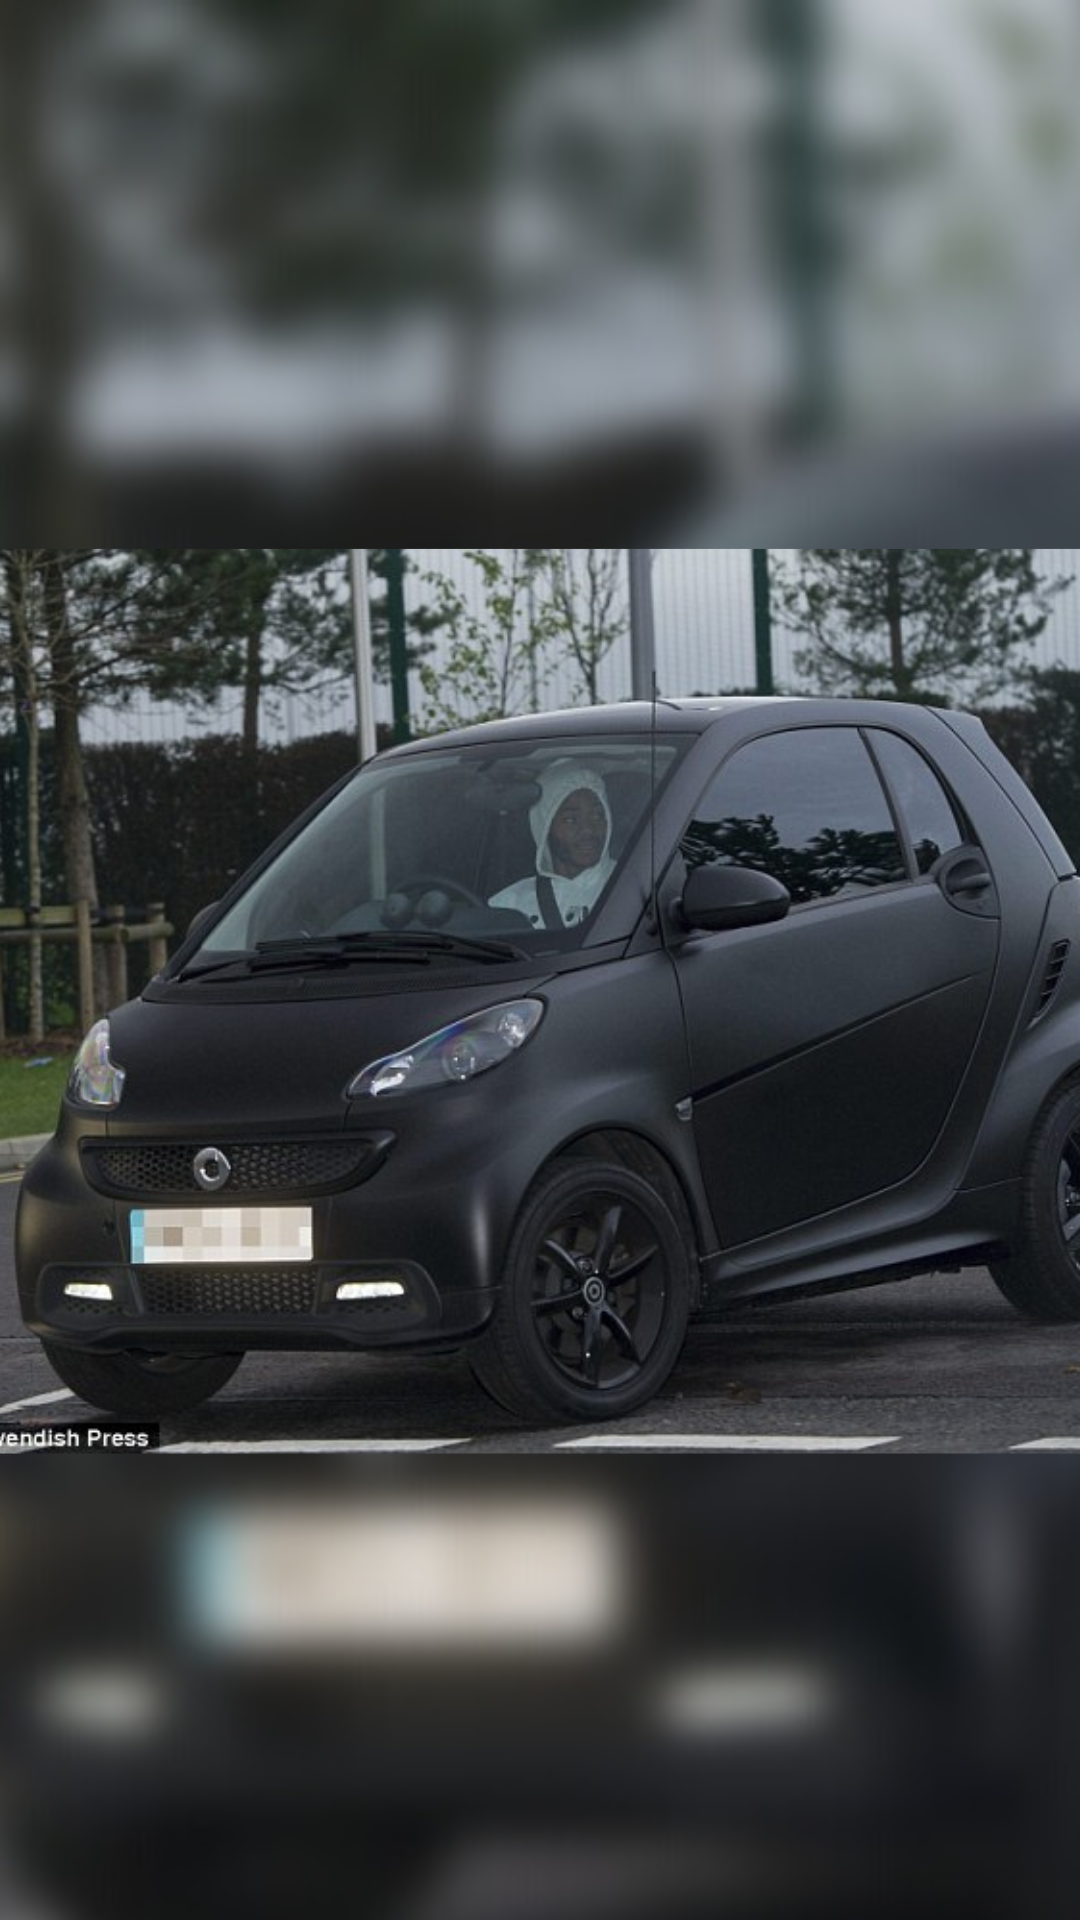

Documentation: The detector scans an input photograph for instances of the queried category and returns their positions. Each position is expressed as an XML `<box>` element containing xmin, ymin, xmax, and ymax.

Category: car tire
<box><xmin>469</xmin><ymin>1159</ymin><xmax>693</xmax><ymax>1423</ymax></box>
<box><xmin>40</xmin><ymin>1342</ymin><xmax>244</xmax><ymax>1418</ymax></box>
<box><xmin>990</xmin><ymin>1080</ymin><xmax>1080</xmax><ymax>1322</ymax></box>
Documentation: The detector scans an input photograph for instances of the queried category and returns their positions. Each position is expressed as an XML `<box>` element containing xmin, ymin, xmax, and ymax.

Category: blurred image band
<box><xmin>4</xmin><ymin>1</ymin><xmax>1079</xmax><ymax>540</ymax></box>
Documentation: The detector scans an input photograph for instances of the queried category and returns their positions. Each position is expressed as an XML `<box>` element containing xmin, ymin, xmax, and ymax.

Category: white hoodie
<box><xmin>489</xmin><ymin>761</ymin><xmax>615</xmax><ymax>929</ymax></box>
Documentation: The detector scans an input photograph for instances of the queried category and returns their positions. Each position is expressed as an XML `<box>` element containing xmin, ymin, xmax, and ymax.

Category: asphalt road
<box><xmin>6</xmin><ymin>1174</ymin><xmax>1080</xmax><ymax>1451</ymax></box>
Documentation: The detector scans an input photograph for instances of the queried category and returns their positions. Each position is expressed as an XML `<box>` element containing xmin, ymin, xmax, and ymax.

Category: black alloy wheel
<box><xmin>1058</xmin><ymin>1133</ymin><xmax>1080</xmax><ymax>1254</ymax></box>
<box><xmin>991</xmin><ymin>1081</ymin><xmax>1080</xmax><ymax>1322</ymax></box>
<box><xmin>470</xmin><ymin>1159</ymin><xmax>692</xmax><ymax>1423</ymax></box>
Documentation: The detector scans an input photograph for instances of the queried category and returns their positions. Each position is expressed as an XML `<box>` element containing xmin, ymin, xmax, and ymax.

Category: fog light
<box><xmin>64</xmin><ymin>1282</ymin><xmax>115</xmax><ymax>1302</ymax></box>
<box><xmin>653</xmin><ymin>1664</ymin><xmax>835</xmax><ymax>1737</ymax></box>
<box><xmin>35</xmin><ymin>1666</ymin><xmax>169</xmax><ymax>1740</ymax></box>
<box><xmin>336</xmin><ymin>1280</ymin><xmax>406</xmax><ymax>1301</ymax></box>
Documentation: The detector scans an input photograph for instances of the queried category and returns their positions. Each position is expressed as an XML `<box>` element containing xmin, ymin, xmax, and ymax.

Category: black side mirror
<box><xmin>680</xmin><ymin>864</ymin><xmax>790</xmax><ymax>933</ymax></box>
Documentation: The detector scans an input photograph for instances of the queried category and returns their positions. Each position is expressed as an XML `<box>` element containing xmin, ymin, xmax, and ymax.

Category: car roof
<box><xmin>384</xmin><ymin>694</ymin><xmax>961</xmax><ymax>754</ymax></box>
<box><xmin>385</xmin><ymin>695</ymin><xmax>810</xmax><ymax>754</ymax></box>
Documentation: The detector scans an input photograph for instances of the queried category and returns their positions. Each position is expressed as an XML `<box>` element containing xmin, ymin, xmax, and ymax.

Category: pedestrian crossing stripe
<box><xmin>558</xmin><ymin>1435</ymin><xmax>898</xmax><ymax>1452</ymax></box>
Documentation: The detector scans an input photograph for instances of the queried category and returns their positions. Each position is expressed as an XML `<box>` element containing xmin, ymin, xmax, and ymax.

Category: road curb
<box><xmin>0</xmin><ymin>1135</ymin><xmax>48</xmax><ymax>1175</ymax></box>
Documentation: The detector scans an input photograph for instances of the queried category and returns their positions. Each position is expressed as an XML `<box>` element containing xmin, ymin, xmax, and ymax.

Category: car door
<box><xmin>673</xmin><ymin>723</ymin><xmax>1000</xmax><ymax>1248</ymax></box>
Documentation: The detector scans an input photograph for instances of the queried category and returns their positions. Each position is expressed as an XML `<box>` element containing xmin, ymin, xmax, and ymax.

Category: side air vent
<box><xmin>1033</xmin><ymin>940</ymin><xmax>1071</xmax><ymax>1022</ymax></box>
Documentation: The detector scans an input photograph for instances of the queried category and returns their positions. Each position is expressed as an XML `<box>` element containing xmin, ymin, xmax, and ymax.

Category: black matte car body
<box><xmin>16</xmin><ymin>695</ymin><xmax>1080</xmax><ymax>1423</ymax></box>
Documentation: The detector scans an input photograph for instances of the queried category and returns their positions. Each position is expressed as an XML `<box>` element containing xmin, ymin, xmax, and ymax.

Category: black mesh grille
<box><xmin>86</xmin><ymin>1140</ymin><xmax>371</xmax><ymax>1196</ymax></box>
<box><xmin>46</xmin><ymin>1262</ymin><xmax>427</xmax><ymax>1330</ymax></box>
<box><xmin>138</xmin><ymin>1268</ymin><xmax>318</xmax><ymax>1316</ymax></box>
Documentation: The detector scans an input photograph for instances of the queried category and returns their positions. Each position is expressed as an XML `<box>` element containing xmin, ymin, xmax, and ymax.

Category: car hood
<box><xmin>104</xmin><ymin>978</ymin><xmax>551</xmax><ymax>1133</ymax></box>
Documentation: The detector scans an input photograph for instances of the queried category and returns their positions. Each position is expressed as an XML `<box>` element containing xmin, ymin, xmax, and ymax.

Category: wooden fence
<box><xmin>0</xmin><ymin>903</ymin><xmax>172</xmax><ymax>1041</ymax></box>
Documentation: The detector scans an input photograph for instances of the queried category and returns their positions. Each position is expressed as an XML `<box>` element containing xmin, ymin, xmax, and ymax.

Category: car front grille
<box><xmin>138</xmin><ymin>1267</ymin><xmax>319</xmax><ymax>1317</ymax></box>
<box><xmin>83</xmin><ymin>1138</ymin><xmax>383</xmax><ymax>1198</ymax></box>
<box><xmin>44</xmin><ymin>1263</ymin><xmax>429</xmax><ymax>1329</ymax></box>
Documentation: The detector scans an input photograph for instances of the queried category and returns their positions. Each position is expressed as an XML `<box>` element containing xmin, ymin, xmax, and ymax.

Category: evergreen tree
<box><xmin>983</xmin><ymin>667</ymin><xmax>1080</xmax><ymax>867</ymax></box>
<box><xmin>779</xmin><ymin>548</ymin><xmax>1070</xmax><ymax>704</ymax></box>
<box><xmin>121</xmin><ymin>549</ymin><xmax>441</xmax><ymax>753</ymax></box>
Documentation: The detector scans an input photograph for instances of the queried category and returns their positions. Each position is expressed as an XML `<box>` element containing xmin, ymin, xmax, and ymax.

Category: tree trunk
<box><xmin>240</xmin><ymin>579</ymin><xmax>273</xmax><ymax>864</ymax></box>
<box><xmin>6</xmin><ymin>552</ymin><xmax>44</xmax><ymax>1039</ymax></box>
<box><xmin>242</xmin><ymin>625</ymin><xmax>262</xmax><ymax>759</ymax></box>
<box><xmin>885</xmin><ymin>549</ymin><xmax>907</xmax><ymax>696</ymax></box>
<box><xmin>43</xmin><ymin>552</ymin><xmax>108</xmax><ymax>1015</ymax></box>
<box><xmin>0</xmin><ymin>18</ymin><xmax>96</xmax><ymax>542</ymax></box>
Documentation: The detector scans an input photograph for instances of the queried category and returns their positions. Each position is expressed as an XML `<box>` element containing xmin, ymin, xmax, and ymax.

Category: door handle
<box><xmin>947</xmin><ymin>866</ymin><xmax>992</xmax><ymax>896</ymax></box>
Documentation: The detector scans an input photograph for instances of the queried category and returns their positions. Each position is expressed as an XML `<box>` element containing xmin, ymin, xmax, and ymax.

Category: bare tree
<box><xmin>3</xmin><ymin>552</ymin><xmax>46</xmax><ymax>1038</ymax></box>
<box><xmin>542</xmin><ymin>550</ymin><xmax>628</xmax><ymax>704</ymax></box>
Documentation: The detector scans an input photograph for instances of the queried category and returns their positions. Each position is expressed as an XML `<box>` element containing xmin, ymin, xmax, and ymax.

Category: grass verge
<box><xmin>0</xmin><ymin>1042</ymin><xmax>76</xmax><ymax>1139</ymax></box>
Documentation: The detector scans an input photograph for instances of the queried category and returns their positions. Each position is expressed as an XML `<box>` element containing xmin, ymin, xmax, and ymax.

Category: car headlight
<box><xmin>347</xmin><ymin>999</ymin><xmax>545</xmax><ymax>1098</ymax></box>
<box><xmin>69</xmin><ymin>1019</ymin><xmax>126</xmax><ymax>1108</ymax></box>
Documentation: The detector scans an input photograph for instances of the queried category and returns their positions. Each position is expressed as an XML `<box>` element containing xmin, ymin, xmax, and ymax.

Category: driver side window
<box><xmin>682</xmin><ymin>728</ymin><xmax>907</xmax><ymax>906</ymax></box>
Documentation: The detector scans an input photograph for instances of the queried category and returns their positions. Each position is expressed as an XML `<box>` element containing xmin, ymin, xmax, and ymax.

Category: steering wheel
<box><xmin>398</xmin><ymin>874</ymin><xmax>486</xmax><ymax>907</ymax></box>
<box><xmin>382</xmin><ymin>875</ymin><xmax>487</xmax><ymax>930</ymax></box>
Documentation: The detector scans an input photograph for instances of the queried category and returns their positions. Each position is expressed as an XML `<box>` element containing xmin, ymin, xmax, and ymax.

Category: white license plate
<box><xmin>180</xmin><ymin>1503</ymin><xmax>624</xmax><ymax>1649</ymax></box>
<box><xmin>130</xmin><ymin>1206</ymin><xmax>313</xmax><ymax>1265</ymax></box>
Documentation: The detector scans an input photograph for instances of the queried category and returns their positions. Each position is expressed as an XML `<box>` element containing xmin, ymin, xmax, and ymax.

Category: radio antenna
<box><xmin>649</xmin><ymin>670</ymin><xmax>663</xmax><ymax>941</ymax></box>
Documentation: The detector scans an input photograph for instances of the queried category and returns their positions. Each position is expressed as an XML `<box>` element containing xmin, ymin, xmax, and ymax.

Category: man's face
<box><xmin>548</xmin><ymin>788</ymin><xmax>607</xmax><ymax>877</ymax></box>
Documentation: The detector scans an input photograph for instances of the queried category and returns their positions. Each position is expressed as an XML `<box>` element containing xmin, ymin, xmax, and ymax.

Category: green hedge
<box><xmin>0</xmin><ymin>730</ymin><xmax>370</xmax><ymax>1030</ymax></box>
<box><xmin>85</xmin><ymin>730</ymin><xmax>366</xmax><ymax>942</ymax></box>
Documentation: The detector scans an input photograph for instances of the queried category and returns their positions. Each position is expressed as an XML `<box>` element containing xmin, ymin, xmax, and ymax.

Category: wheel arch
<box><xmin>989</xmin><ymin>1069</ymin><xmax>1080</xmax><ymax>1322</ymax></box>
<box><xmin>964</xmin><ymin>1007</ymin><xmax>1080</xmax><ymax>1199</ymax></box>
<box><xmin>540</xmin><ymin>1127</ymin><xmax>705</xmax><ymax>1307</ymax></box>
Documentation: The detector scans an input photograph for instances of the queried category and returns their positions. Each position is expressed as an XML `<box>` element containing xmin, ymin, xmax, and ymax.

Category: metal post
<box><xmin>105</xmin><ymin>904</ymin><xmax>128</xmax><ymax>1009</ymax></box>
<box><xmin>698</xmin><ymin>0</ymin><xmax>764</xmax><ymax>492</ymax></box>
<box><xmin>384</xmin><ymin>548</ymin><xmax>411</xmax><ymax>743</ymax></box>
<box><xmin>628</xmin><ymin>549</ymin><xmax>656</xmax><ymax>699</ymax></box>
<box><xmin>752</xmin><ymin>549</ymin><xmax>774</xmax><ymax>693</ymax></box>
<box><xmin>756</xmin><ymin>0</ymin><xmax>834</xmax><ymax>441</ymax></box>
<box><xmin>350</xmin><ymin>549</ymin><xmax>378</xmax><ymax>762</ymax></box>
<box><xmin>145</xmin><ymin>901</ymin><xmax>169</xmax><ymax>980</ymax></box>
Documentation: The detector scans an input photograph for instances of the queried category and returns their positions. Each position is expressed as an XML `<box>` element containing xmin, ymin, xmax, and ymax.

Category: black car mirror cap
<box><xmin>679</xmin><ymin>864</ymin><xmax>791</xmax><ymax>933</ymax></box>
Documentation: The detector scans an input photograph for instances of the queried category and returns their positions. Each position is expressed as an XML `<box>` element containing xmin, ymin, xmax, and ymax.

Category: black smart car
<box><xmin>15</xmin><ymin>696</ymin><xmax>1080</xmax><ymax>1424</ymax></box>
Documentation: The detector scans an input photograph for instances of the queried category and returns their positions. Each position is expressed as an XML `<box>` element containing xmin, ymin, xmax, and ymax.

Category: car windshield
<box><xmin>194</xmin><ymin>738</ymin><xmax>681</xmax><ymax>961</ymax></box>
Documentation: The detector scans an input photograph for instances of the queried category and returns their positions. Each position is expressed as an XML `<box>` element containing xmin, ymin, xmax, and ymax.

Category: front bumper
<box><xmin>16</xmin><ymin>1112</ymin><xmax>506</xmax><ymax>1355</ymax></box>
<box><xmin>24</xmin><ymin>1256</ymin><xmax>494</xmax><ymax>1353</ymax></box>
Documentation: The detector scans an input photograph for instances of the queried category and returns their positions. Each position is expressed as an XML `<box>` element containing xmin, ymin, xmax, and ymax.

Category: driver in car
<box><xmin>490</xmin><ymin>761</ymin><xmax>615</xmax><ymax>929</ymax></box>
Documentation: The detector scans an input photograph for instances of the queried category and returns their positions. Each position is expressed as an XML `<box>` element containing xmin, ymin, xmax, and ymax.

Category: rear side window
<box><xmin>681</xmin><ymin>727</ymin><xmax>906</xmax><ymax>906</ymax></box>
<box><xmin>868</xmin><ymin>730</ymin><xmax>966</xmax><ymax>875</ymax></box>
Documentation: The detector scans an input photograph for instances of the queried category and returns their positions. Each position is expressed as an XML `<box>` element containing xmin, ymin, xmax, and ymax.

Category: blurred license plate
<box><xmin>182</xmin><ymin>1504</ymin><xmax>624</xmax><ymax>1648</ymax></box>
<box><xmin>130</xmin><ymin>1207</ymin><xmax>313</xmax><ymax>1264</ymax></box>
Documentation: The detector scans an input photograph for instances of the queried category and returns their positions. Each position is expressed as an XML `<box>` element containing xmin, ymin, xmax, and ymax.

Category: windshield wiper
<box><xmin>173</xmin><ymin>931</ymin><xmax>525</xmax><ymax>982</ymax></box>
<box><xmin>253</xmin><ymin>931</ymin><xmax>526</xmax><ymax>965</ymax></box>
<box><xmin>344</xmin><ymin>931</ymin><xmax>528</xmax><ymax>962</ymax></box>
<box><xmin>172</xmin><ymin>950</ymin><xmax>259</xmax><ymax>983</ymax></box>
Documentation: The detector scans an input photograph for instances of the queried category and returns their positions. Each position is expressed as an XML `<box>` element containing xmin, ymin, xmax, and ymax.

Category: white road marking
<box><xmin>158</xmin><ymin>1438</ymin><xmax>471</xmax><ymax>1454</ymax></box>
<box><xmin>0</xmin><ymin>1388</ymin><xmax>75</xmax><ymax>1416</ymax></box>
<box><xmin>558</xmin><ymin>1434</ymin><xmax>899</xmax><ymax>1452</ymax></box>
<box><xmin>1009</xmin><ymin>1438</ymin><xmax>1080</xmax><ymax>1451</ymax></box>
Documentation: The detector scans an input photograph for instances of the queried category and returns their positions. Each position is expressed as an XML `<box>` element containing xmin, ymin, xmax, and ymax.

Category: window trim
<box><xmin>861</xmin><ymin>726</ymin><xmax>975</xmax><ymax>883</ymax></box>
